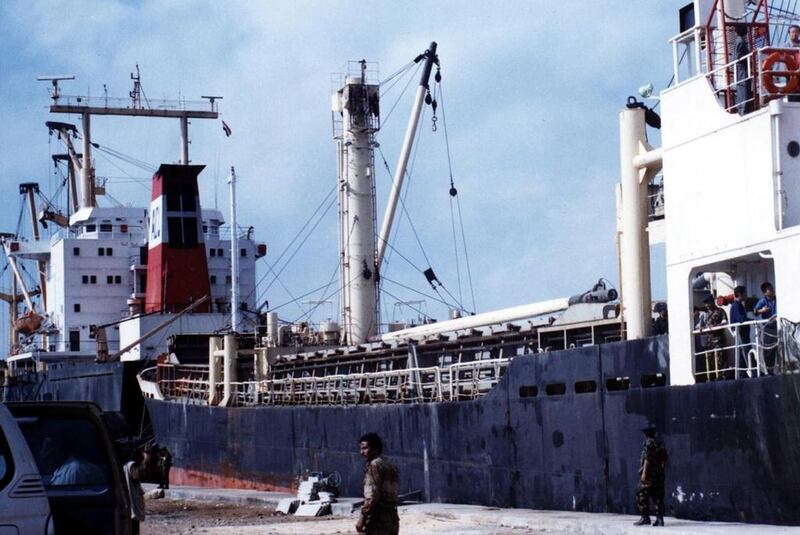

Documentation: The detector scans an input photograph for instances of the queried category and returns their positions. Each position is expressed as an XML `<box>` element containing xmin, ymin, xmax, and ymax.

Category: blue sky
<box><xmin>0</xmin><ymin>1</ymin><xmax>677</xmax><ymax>337</ymax></box>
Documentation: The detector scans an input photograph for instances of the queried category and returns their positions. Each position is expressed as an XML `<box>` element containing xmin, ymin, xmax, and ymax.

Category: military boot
<box><xmin>653</xmin><ymin>516</ymin><xmax>664</xmax><ymax>526</ymax></box>
<box><xmin>634</xmin><ymin>516</ymin><xmax>651</xmax><ymax>526</ymax></box>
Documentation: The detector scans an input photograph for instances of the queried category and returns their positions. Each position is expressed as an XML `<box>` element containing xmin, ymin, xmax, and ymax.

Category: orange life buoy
<box><xmin>761</xmin><ymin>51</ymin><xmax>800</xmax><ymax>94</ymax></box>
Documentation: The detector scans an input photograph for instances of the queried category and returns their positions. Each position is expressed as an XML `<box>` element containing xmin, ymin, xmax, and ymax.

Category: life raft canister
<box><xmin>761</xmin><ymin>51</ymin><xmax>800</xmax><ymax>94</ymax></box>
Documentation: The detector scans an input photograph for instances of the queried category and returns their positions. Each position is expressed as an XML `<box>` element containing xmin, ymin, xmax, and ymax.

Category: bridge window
<box><xmin>574</xmin><ymin>380</ymin><xmax>597</xmax><ymax>394</ymax></box>
<box><xmin>519</xmin><ymin>385</ymin><xmax>538</xmax><ymax>398</ymax></box>
<box><xmin>545</xmin><ymin>383</ymin><xmax>566</xmax><ymax>396</ymax></box>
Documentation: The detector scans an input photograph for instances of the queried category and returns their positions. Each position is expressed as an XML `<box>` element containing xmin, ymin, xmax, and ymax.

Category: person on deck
<box><xmin>356</xmin><ymin>433</ymin><xmax>400</xmax><ymax>535</ymax></box>
<box><xmin>653</xmin><ymin>303</ymin><xmax>669</xmax><ymax>335</ymax></box>
<box><xmin>701</xmin><ymin>296</ymin><xmax>728</xmax><ymax>330</ymax></box>
<box><xmin>755</xmin><ymin>282</ymin><xmax>778</xmax><ymax>373</ymax></box>
<box><xmin>787</xmin><ymin>24</ymin><xmax>800</xmax><ymax>47</ymax></box>
<box><xmin>731</xmin><ymin>285</ymin><xmax>752</xmax><ymax>375</ymax></box>
<box><xmin>734</xmin><ymin>24</ymin><xmax>753</xmax><ymax>114</ymax></box>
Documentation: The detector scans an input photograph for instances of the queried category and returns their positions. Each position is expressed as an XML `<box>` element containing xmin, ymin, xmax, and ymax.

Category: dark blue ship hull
<box><xmin>3</xmin><ymin>361</ymin><xmax>148</xmax><ymax>430</ymax></box>
<box><xmin>145</xmin><ymin>336</ymin><xmax>800</xmax><ymax>525</ymax></box>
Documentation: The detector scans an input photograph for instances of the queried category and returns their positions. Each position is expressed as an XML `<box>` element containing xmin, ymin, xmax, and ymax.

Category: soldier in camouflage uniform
<box><xmin>356</xmin><ymin>433</ymin><xmax>400</xmax><ymax>535</ymax></box>
<box><xmin>635</xmin><ymin>424</ymin><xmax>668</xmax><ymax>526</ymax></box>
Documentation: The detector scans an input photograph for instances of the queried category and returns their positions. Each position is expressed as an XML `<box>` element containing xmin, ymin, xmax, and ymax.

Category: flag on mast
<box><xmin>222</xmin><ymin>120</ymin><xmax>232</xmax><ymax>137</ymax></box>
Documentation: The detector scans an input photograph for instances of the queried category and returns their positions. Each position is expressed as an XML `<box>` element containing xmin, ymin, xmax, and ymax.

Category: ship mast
<box><xmin>333</xmin><ymin>44</ymin><xmax>438</xmax><ymax>345</ymax></box>
<box><xmin>335</xmin><ymin>61</ymin><xmax>381</xmax><ymax>345</ymax></box>
<box><xmin>229</xmin><ymin>166</ymin><xmax>240</xmax><ymax>333</ymax></box>
<box><xmin>39</xmin><ymin>69</ymin><xmax>220</xmax><ymax>211</ymax></box>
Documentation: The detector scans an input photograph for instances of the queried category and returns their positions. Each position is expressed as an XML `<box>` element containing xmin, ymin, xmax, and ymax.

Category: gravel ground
<box><xmin>139</xmin><ymin>499</ymin><xmax>544</xmax><ymax>535</ymax></box>
<box><xmin>140</xmin><ymin>499</ymin><xmax>334</xmax><ymax>535</ymax></box>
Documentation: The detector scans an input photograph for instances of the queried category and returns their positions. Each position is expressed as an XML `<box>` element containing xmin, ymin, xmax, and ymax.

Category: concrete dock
<box><xmin>143</xmin><ymin>485</ymin><xmax>800</xmax><ymax>534</ymax></box>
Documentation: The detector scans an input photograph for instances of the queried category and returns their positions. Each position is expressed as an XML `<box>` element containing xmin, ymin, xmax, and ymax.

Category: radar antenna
<box><xmin>36</xmin><ymin>75</ymin><xmax>75</xmax><ymax>104</ymax></box>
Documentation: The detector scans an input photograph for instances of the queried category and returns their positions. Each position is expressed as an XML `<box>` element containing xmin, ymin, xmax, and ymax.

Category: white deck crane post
<box><xmin>334</xmin><ymin>60</ymin><xmax>382</xmax><ymax>344</ymax></box>
<box><xmin>619</xmin><ymin>101</ymin><xmax>662</xmax><ymax>339</ymax></box>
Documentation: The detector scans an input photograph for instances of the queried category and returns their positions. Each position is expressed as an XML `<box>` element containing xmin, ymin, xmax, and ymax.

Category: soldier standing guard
<box><xmin>356</xmin><ymin>432</ymin><xmax>400</xmax><ymax>535</ymax></box>
<box><xmin>635</xmin><ymin>424</ymin><xmax>668</xmax><ymax>527</ymax></box>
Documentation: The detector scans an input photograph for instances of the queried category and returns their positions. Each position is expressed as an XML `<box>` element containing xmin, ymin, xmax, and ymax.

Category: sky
<box><xmin>0</xmin><ymin>1</ymin><xmax>678</xmax><ymax>339</ymax></box>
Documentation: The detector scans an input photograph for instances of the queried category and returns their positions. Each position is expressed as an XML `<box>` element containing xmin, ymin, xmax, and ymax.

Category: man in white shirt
<box><xmin>787</xmin><ymin>24</ymin><xmax>800</xmax><ymax>47</ymax></box>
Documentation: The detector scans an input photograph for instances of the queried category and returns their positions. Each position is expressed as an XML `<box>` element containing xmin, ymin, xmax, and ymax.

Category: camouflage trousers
<box><xmin>364</xmin><ymin>507</ymin><xmax>399</xmax><ymax>535</ymax></box>
<box><xmin>636</xmin><ymin>477</ymin><xmax>665</xmax><ymax>517</ymax></box>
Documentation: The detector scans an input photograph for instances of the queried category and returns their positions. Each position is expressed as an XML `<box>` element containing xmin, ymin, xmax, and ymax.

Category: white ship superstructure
<box><xmin>3</xmin><ymin>72</ymin><xmax>265</xmax><ymax>369</ymax></box>
<box><xmin>615</xmin><ymin>0</ymin><xmax>800</xmax><ymax>384</ymax></box>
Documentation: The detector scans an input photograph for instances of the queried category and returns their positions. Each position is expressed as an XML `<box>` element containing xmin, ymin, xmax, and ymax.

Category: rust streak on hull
<box><xmin>169</xmin><ymin>467</ymin><xmax>293</xmax><ymax>493</ymax></box>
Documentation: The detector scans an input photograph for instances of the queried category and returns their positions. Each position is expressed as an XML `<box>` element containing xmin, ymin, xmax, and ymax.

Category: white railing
<box><xmin>705</xmin><ymin>49</ymin><xmax>759</xmax><ymax>114</ymax></box>
<box><xmin>692</xmin><ymin>317</ymin><xmax>781</xmax><ymax>380</ymax></box>
<box><xmin>54</xmin><ymin>94</ymin><xmax>215</xmax><ymax>112</ymax></box>
<box><xmin>703</xmin><ymin>47</ymin><xmax>800</xmax><ymax>115</ymax></box>
<box><xmin>670</xmin><ymin>24</ymin><xmax>706</xmax><ymax>84</ymax></box>
<box><xmin>153</xmin><ymin>358</ymin><xmax>511</xmax><ymax>407</ymax></box>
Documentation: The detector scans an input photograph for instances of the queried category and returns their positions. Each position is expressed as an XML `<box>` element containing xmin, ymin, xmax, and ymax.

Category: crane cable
<box><xmin>436</xmin><ymin>78</ymin><xmax>477</xmax><ymax>313</ymax></box>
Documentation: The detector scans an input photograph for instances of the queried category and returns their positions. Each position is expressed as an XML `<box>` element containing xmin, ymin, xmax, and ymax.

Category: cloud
<box><xmin>0</xmin><ymin>0</ymin><xmax>678</xmax><ymax>332</ymax></box>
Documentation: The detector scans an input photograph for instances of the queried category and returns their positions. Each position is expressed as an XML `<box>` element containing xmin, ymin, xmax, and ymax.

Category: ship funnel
<box><xmin>145</xmin><ymin>164</ymin><xmax>212</xmax><ymax>313</ymax></box>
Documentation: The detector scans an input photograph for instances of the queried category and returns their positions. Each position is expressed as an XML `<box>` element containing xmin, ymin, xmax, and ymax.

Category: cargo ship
<box><xmin>138</xmin><ymin>0</ymin><xmax>800</xmax><ymax>525</ymax></box>
<box><xmin>6</xmin><ymin>0</ymin><xmax>800</xmax><ymax>526</ymax></box>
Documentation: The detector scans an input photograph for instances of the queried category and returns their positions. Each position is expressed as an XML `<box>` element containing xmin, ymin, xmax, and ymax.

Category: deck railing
<box><xmin>691</xmin><ymin>316</ymin><xmax>800</xmax><ymax>381</ymax></box>
<box><xmin>148</xmin><ymin>358</ymin><xmax>511</xmax><ymax>407</ymax></box>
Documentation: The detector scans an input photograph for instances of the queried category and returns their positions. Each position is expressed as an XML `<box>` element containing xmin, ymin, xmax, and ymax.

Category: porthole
<box><xmin>788</xmin><ymin>141</ymin><xmax>800</xmax><ymax>158</ymax></box>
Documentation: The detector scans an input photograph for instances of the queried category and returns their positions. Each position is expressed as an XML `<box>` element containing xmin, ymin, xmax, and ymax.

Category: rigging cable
<box><xmin>382</xmin><ymin>275</ymin><xmax>461</xmax><ymax>309</ymax></box>
<box><xmin>376</xmin><ymin>103</ymin><xmax>469</xmax><ymax>313</ymax></box>
<box><xmin>378</xmin><ymin>236</ymin><xmax>464</xmax><ymax>313</ymax></box>
<box><xmin>270</xmin><ymin>268</ymin><xmax>358</xmax><ymax>314</ymax></box>
<box><xmin>376</xmin><ymin>110</ymin><xmax>430</xmax><ymax>272</ymax></box>
<box><xmin>246</xmin><ymin>184</ymin><xmax>337</xmax><ymax>308</ymax></box>
<box><xmin>14</xmin><ymin>196</ymin><xmax>25</xmax><ymax>238</ymax></box>
<box><xmin>260</xmin><ymin>189</ymin><xmax>337</xmax><ymax>298</ymax></box>
<box><xmin>380</xmin><ymin>60</ymin><xmax>416</xmax><ymax>87</ymax></box>
<box><xmin>437</xmin><ymin>79</ymin><xmax>477</xmax><ymax>312</ymax></box>
<box><xmin>381</xmin><ymin>62</ymin><xmax>423</xmax><ymax>129</ymax></box>
<box><xmin>292</xmin><ymin>262</ymin><xmax>340</xmax><ymax>324</ymax></box>
<box><xmin>86</xmin><ymin>139</ymin><xmax>157</xmax><ymax>173</ymax></box>
<box><xmin>379</xmin><ymin>285</ymin><xmax>431</xmax><ymax>321</ymax></box>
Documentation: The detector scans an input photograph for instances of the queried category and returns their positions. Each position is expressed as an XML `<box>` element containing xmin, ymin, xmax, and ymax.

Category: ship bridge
<box><xmin>657</xmin><ymin>0</ymin><xmax>800</xmax><ymax>384</ymax></box>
